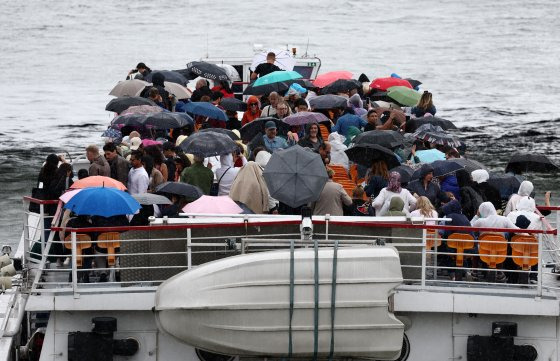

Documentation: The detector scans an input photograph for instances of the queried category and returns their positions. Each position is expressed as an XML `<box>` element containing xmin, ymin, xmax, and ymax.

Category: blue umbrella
<box><xmin>64</xmin><ymin>187</ymin><xmax>140</xmax><ymax>217</ymax></box>
<box><xmin>101</xmin><ymin>128</ymin><xmax>122</xmax><ymax>140</ymax></box>
<box><xmin>183</xmin><ymin>102</ymin><xmax>227</xmax><ymax>122</ymax></box>
<box><xmin>414</xmin><ymin>149</ymin><xmax>446</xmax><ymax>164</ymax></box>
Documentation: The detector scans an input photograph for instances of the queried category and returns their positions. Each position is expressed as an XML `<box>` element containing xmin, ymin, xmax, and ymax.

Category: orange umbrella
<box><xmin>70</xmin><ymin>176</ymin><xmax>127</xmax><ymax>191</ymax></box>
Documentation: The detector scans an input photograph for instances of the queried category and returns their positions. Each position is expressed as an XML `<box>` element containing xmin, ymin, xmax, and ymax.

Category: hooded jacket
<box><xmin>504</xmin><ymin>181</ymin><xmax>534</xmax><ymax>216</ymax></box>
<box><xmin>440</xmin><ymin>174</ymin><xmax>461</xmax><ymax>201</ymax></box>
<box><xmin>440</xmin><ymin>199</ymin><xmax>472</xmax><ymax>238</ymax></box>
<box><xmin>471</xmin><ymin>202</ymin><xmax>518</xmax><ymax>230</ymax></box>
<box><xmin>506</xmin><ymin>197</ymin><xmax>542</xmax><ymax>230</ymax></box>
<box><xmin>406</xmin><ymin>165</ymin><xmax>449</xmax><ymax>207</ymax></box>
<box><xmin>328</xmin><ymin>132</ymin><xmax>349</xmax><ymax>170</ymax></box>
<box><xmin>216</xmin><ymin>154</ymin><xmax>240</xmax><ymax>196</ymax></box>
<box><xmin>383</xmin><ymin>196</ymin><xmax>406</xmax><ymax>216</ymax></box>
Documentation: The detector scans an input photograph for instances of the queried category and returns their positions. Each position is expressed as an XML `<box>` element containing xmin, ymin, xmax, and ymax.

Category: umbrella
<box><xmin>101</xmin><ymin>128</ymin><xmax>122</xmax><ymax>140</ymax></box>
<box><xmin>448</xmin><ymin>158</ymin><xmax>487</xmax><ymax>173</ymax></box>
<box><xmin>345</xmin><ymin>144</ymin><xmax>400</xmax><ymax>169</ymax></box>
<box><xmin>413</xmin><ymin>124</ymin><xmax>462</xmax><ymax>147</ymax></box>
<box><xmin>370</xmin><ymin>77</ymin><xmax>412</xmax><ymax>91</ymax></box>
<box><xmin>389</xmin><ymin>165</ymin><xmax>414</xmax><ymax>184</ymax></box>
<box><xmin>120</xmin><ymin>105</ymin><xmax>164</xmax><ymax>116</ymax></box>
<box><xmin>263</xmin><ymin>145</ymin><xmax>328</xmax><ymax>208</ymax></box>
<box><xmin>109</xmin><ymin>79</ymin><xmax>149</xmax><ymax>97</ymax></box>
<box><xmin>220</xmin><ymin>97</ymin><xmax>247</xmax><ymax>112</ymax></box>
<box><xmin>70</xmin><ymin>176</ymin><xmax>127</xmax><ymax>191</ymax></box>
<box><xmin>412</xmin><ymin>116</ymin><xmax>457</xmax><ymax>130</ymax></box>
<box><xmin>414</xmin><ymin>149</ymin><xmax>446</xmax><ymax>164</ymax></box>
<box><xmin>313</xmin><ymin>71</ymin><xmax>353</xmax><ymax>88</ymax></box>
<box><xmin>155</xmin><ymin>182</ymin><xmax>203</xmax><ymax>200</ymax></box>
<box><xmin>110</xmin><ymin>113</ymin><xmax>147</xmax><ymax>128</ymax></box>
<box><xmin>141</xmin><ymin>112</ymin><xmax>193</xmax><ymax>129</ymax></box>
<box><xmin>239</xmin><ymin>117</ymin><xmax>290</xmax><ymax>142</ymax></box>
<box><xmin>178</xmin><ymin>131</ymin><xmax>238</xmax><ymax>157</ymax></box>
<box><xmin>186</xmin><ymin>61</ymin><xmax>230</xmax><ymax>81</ymax></box>
<box><xmin>182</xmin><ymin>195</ymin><xmax>243</xmax><ymax>214</ymax></box>
<box><xmin>183</xmin><ymin>102</ymin><xmax>227</xmax><ymax>122</ymax></box>
<box><xmin>505</xmin><ymin>153</ymin><xmax>560</xmax><ymax>173</ymax></box>
<box><xmin>145</xmin><ymin>70</ymin><xmax>188</xmax><ymax>86</ymax></box>
<box><xmin>64</xmin><ymin>187</ymin><xmax>140</xmax><ymax>217</ymax></box>
<box><xmin>412</xmin><ymin>160</ymin><xmax>464</xmax><ymax>179</ymax></box>
<box><xmin>132</xmin><ymin>193</ymin><xmax>173</xmax><ymax>205</ymax></box>
<box><xmin>320</xmin><ymin>79</ymin><xmax>361</xmax><ymax>94</ymax></box>
<box><xmin>309</xmin><ymin>94</ymin><xmax>348</xmax><ymax>110</ymax></box>
<box><xmin>105</xmin><ymin>97</ymin><xmax>156</xmax><ymax>114</ymax></box>
<box><xmin>253</xmin><ymin>70</ymin><xmax>302</xmax><ymax>87</ymax></box>
<box><xmin>216</xmin><ymin>64</ymin><xmax>241</xmax><ymax>81</ymax></box>
<box><xmin>199</xmin><ymin>128</ymin><xmax>241</xmax><ymax>141</ymax></box>
<box><xmin>59</xmin><ymin>189</ymin><xmax>82</xmax><ymax>204</ymax></box>
<box><xmin>487</xmin><ymin>174</ymin><xmax>523</xmax><ymax>200</ymax></box>
<box><xmin>251</xmin><ymin>49</ymin><xmax>296</xmax><ymax>71</ymax></box>
<box><xmin>386</xmin><ymin>86</ymin><xmax>422</xmax><ymax>107</ymax></box>
<box><xmin>282</xmin><ymin>112</ymin><xmax>329</xmax><ymax>126</ymax></box>
<box><xmin>243</xmin><ymin>81</ymin><xmax>291</xmax><ymax>96</ymax></box>
<box><xmin>164</xmin><ymin>81</ymin><xmax>190</xmax><ymax>99</ymax></box>
<box><xmin>405</xmin><ymin>78</ymin><xmax>422</xmax><ymax>89</ymax></box>
<box><xmin>352</xmin><ymin>130</ymin><xmax>405</xmax><ymax>149</ymax></box>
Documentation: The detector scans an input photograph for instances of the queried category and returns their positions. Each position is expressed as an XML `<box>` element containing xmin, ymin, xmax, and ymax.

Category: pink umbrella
<box><xmin>182</xmin><ymin>195</ymin><xmax>243</xmax><ymax>214</ymax></box>
<box><xmin>370</xmin><ymin>77</ymin><xmax>412</xmax><ymax>91</ymax></box>
<box><xmin>59</xmin><ymin>188</ymin><xmax>82</xmax><ymax>203</ymax></box>
<box><xmin>313</xmin><ymin>71</ymin><xmax>353</xmax><ymax>88</ymax></box>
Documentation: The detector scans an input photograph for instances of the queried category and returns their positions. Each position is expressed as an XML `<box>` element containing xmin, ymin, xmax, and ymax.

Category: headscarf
<box><xmin>255</xmin><ymin>151</ymin><xmax>271</xmax><ymax>169</ymax></box>
<box><xmin>229</xmin><ymin>162</ymin><xmax>269</xmax><ymax>214</ymax></box>
<box><xmin>384</xmin><ymin>196</ymin><xmax>406</xmax><ymax>216</ymax></box>
<box><xmin>242</xmin><ymin>96</ymin><xmax>262</xmax><ymax>125</ymax></box>
<box><xmin>471</xmin><ymin>169</ymin><xmax>489</xmax><ymax>184</ymax></box>
<box><xmin>386</xmin><ymin>171</ymin><xmax>402</xmax><ymax>193</ymax></box>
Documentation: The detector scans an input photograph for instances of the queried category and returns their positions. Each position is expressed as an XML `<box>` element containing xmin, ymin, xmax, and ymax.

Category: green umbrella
<box><xmin>253</xmin><ymin>70</ymin><xmax>302</xmax><ymax>87</ymax></box>
<box><xmin>386</xmin><ymin>86</ymin><xmax>422</xmax><ymax>106</ymax></box>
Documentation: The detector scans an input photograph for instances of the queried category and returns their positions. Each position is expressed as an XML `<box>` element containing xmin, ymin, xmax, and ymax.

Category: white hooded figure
<box><xmin>471</xmin><ymin>202</ymin><xmax>518</xmax><ymax>230</ymax></box>
<box><xmin>255</xmin><ymin>151</ymin><xmax>279</xmax><ymax>211</ymax></box>
<box><xmin>504</xmin><ymin>181</ymin><xmax>533</xmax><ymax>216</ymax></box>
<box><xmin>328</xmin><ymin>132</ymin><xmax>349</xmax><ymax>170</ymax></box>
<box><xmin>507</xmin><ymin>197</ymin><xmax>542</xmax><ymax>230</ymax></box>
<box><xmin>471</xmin><ymin>169</ymin><xmax>490</xmax><ymax>184</ymax></box>
<box><xmin>215</xmin><ymin>154</ymin><xmax>243</xmax><ymax>196</ymax></box>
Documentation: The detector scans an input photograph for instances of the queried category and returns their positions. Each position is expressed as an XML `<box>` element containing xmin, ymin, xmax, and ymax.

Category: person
<box><xmin>410</xmin><ymin>196</ymin><xmax>438</xmax><ymax>224</ymax></box>
<box><xmin>250</xmin><ymin>52</ymin><xmax>281</xmax><ymax>80</ymax></box>
<box><xmin>294</xmin><ymin>98</ymin><xmax>309</xmax><ymax>113</ymax></box>
<box><xmin>211</xmin><ymin>91</ymin><xmax>224</xmax><ymax>107</ymax></box>
<box><xmin>411</xmin><ymin>91</ymin><xmax>436</xmax><ymax>117</ymax></box>
<box><xmin>229</xmin><ymin>161</ymin><xmax>271</xmax><ymax>214</ymax></box>
<box><xmin>310</xmin><ymin>168</ymin><xmax>352</xmax><ymax>216</ymax></box>
<box><xmin>37</xmin><ymin>153</ymin><xmax>60</xmax><ymax>197</ymax></box>
<box><xmin>144</xmin><ymin>145</ymin><xmax>168</xmax><ymax>181</ymax></box>
<box><xmin>160</xmin><ymin>195</ymin><xmax>189</xmax><ymax>217</ymax></box>
<box><xmin>364</xmin><ymin>110</ymin><xmax>379</xmax><ymax>131</ymax></box>
<box><xmin>173</xmin><ymin>154</ymin><xmax>191</xmax><ymax>182</ymax></box>
<box><xmin>504</xmin><ymin>181</ymin><xmax>534</xmax><ymax>216</ymax></box>
<box><xmin>242</xmin><ymin>96</ymin><xmax>261</xmax><ymax>126</ymax></box>
<box><xmin>261</xmin><ymin>92</ymin><xmax>280</xmax><ymax>117</ymax></box>
<box><xmin>439</xmin><ymin>199</ymin><xmax>473</xmax><ymax>239</ymax></box>
<box><xmin>455</xmin><ymin>169</ymin><xmax>485</xmax><ymax>220</ymax></box>
<box><xmin>254</xmin><ymin>151</ymin><xmax>279</xmax><ymax>212</ymax></box>
<box><xmin>298</xmin><ymin>123</ymin><xmax>323</xmax><ymax>151</ymax></box>
<box><xmin>162</xmin><ymin>142</ymin><xmax>177</xmax><ymax>182</ymax></box>
<box><xmin>332</xmin><ymin>110</ymin><xmax>367</xmax><ymax>137</ymax></box>
<box><xmin>262</xmin><ymin>120</ymin><xmax>295</xmax><ymax>153</ymax></box>
<box><xmin>471</xmin><ymin>202</ymin><xmax>518</xmax><ymax>231</ymax></box>
<box><xmin>146</xmin><ymin>87</ymin><xmax>166</xmax><ymax>109</ymax></box>
<box><xmin>439</xmin><ymin>173</ymin><xmax>461</xmax><ymax>201</ymax></box>
<box><xmin>345</xmin><ymin>185</ymin><xmax>374</xmax><ymax>216</ymax></box>
<box><xmin>407</xmin><ymin>165</ymin><xmax>450</xmax><ymax>207</ymax></box>
<box><xmin>328</xmin><ymin>132</ymin><xmax>349</xmax><ymax>170</ymax></box>
<box><xmin>382</xmin><ymin>196</ymin><xmax>406</xmax><ymax>216</ymax></box>
<box><xmin>190</xmin><ymin>79</ymin><xmax>212</xmax><ymax>102</ymax></box>
<box><xmin>50</xmin><ymin>163</ymin><xmax>74</xmax><ymax>199</ymax></box>
<box><xmin>103</xmin><ymin>142</ymin><xmax>129</xmax><ymax>186</ymax></box>
<box><xmin>506</xmin><ymin>197</ymin><xmax>543</xmax><ymax>230</ymax></box>
<box><xmin>127</xmin><ymin>62</ymin><xmax>151</xmax><ymax>80</ymax></box>
<box><xmin>471</xmin><ymin>169</ymin><xmax>502</xmax><ymax>210</ymax></box>
<box><xmin>348</xmin><ymin>94</ymin><xmax>367</xmax><ymax>116</ymax></box>
<box><xmin>364</xmin><ymin>160</ymin><xmax>389</xmax><ymax>198</ymax></box>
<box><xmin>86</xmin><ymin>145</ymin><xmax>110</xmax><ymax>177</ymax></box>
<box><xmin>317</xmin><ymin>142</ymin><xmax>331</xmax><ymax>165</ymax></box>
<box><xmin>215</xmin><ymin>153</ymin><xmax>242</xmax><ymax>196</ymax></box>
<box><xmin>273</xmin><ymin>100</ymin><xmax>291</xmax><ymax>120</ymax></box>
<box><xmin>77</xmin><ymin>169</ymin><xmax>89</xmax><ymax>180</ymax></box>
<box><xmin>372</xmin><ymin>171</ymin><xmax>417</xmax><ymax>216</ymax></box>
<box><xmin>141</xmin><ymin>72</ymin><xmax>171</xmax><ymax>110</ymax></box>
<box><xmin>142</xmin><ymin>155</ymin><xmax>164</xmax><ymax>192</ymax></box>
<box><xmin>180</xmin><ymin>154</ymin><xmax>214</xmax><ymax>195</ymax></box>
<box><xmin>211</xmin><ymin>80</ymin><xmax>234</xmax><ymax>98</ymax></box>
<box><xmin>127</xmin><ymin>150</ymin><xmax>149</xmax><ymax>195</ymax></box>
<box><xmin>225</xmin><ymin>110</ymin><xmax>241</xmax><ymax>130</ymax></box>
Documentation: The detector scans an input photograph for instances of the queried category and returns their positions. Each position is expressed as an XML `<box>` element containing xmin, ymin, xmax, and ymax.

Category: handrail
<box><xmin>23</xmin><ymin>196</ymin><xmax>59</xmax><ymax>205</ymax></box>
<box><xmin>537</xmin><ymin>206</ymin><xmax>560</xmax><ymax>211</ymax></box>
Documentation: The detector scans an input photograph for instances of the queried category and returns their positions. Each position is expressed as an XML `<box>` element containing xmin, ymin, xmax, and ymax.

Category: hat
<box><xmin>176</xmin><ymin>135</ymin><xmax>188</xmax><ymax>146</ymax></box>
<box><xmin>265</xmin><ymin>121</ymin><xmax>277</xmax><ymax>130</ymax></box>
<box><xmin>130</xmin><ymin>137</ymin><xmax>142</xmax><ymax>150</ymax></box>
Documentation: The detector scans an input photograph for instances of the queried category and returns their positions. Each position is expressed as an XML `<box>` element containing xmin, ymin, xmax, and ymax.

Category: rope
<box><xmin>328</xmin><ymin>239</ymin><xmax>339</xmax><ymax>360</ymax></box>
<box><xmin>313</xmin><ymin>237</ymin><xmax>319</xmax><ymax>360</ymax></box>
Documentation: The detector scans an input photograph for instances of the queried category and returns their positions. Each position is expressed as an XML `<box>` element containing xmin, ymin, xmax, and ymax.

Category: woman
<box><xmin>410</xmin><ymin>196</ymin><xmax>438</xmax><ymax>224</ymax></box>
<box><xmin>471</xmin><ymin>202</ymin><xmax>518</xmax><ymax>231</ymax></box>
<box><xmin>144</xmin><ymin>145</ymin><xmax>168</xmax><ymax>181</ymax></box>
<box><xmin>364</xmin><ymin>160</ymin><xmax>389</xmax><ymax>198</ymax></box>
<box><xmin>215</xmin><ymin>153</ymin><xmax>241</xmax><ymax>196</ymax></box>
<box><xmin>504</xmin><ymin>181</ymin><xmax>533</xmax><ymax>216</ymax></box>
<box><xmin>142</xmin><ymin>155</ymin><xmax>164</xmax><ymax>192</ymax></box>
<box><xmin>411</xmin><ymin>91</ymin><xmax>436</xmax><ymax>117</ymax></box>
<box><xmin>506</xmin><ymin>197</ymin><xmax>542</xmax><ymax>230</ymax></box>
<box><xmin>382</xmin><ymin>196</ymin><xmax>406</xmax><ymax>216</ymax></box>
<box><xmin>37</xmin><ymin>153</ymin><xmax>60</xmax><ymax>194</ymax></box>
<box><xmin>229</xmin><ymin>161</ymin><xmax>271</xmax><ymax>214</ymax></box>
<box><xmin>298</xmin><ymin>123</ymin><xmax>323</xmax><ymax>151</ymax></box>
<box><xmin>456</xmin><ymin>169</ymin><xmax>485</xmax><ymax>220</ymax></box>
<box><xmin>241</xmin><ymin>96</ymin><xmax>261</xmax><ymax>126</ymax></box>
<box><xmin>173</xmin><ymin>155</ymin><xmax>191</xmax><ymax>182</ymax></box>
<box><xmin>274</xmin><ymin>100</ymin><xmax>291</xmax><ymax>120</ymax></box>
<box><xmin>372</xmin><ymin>171</ymin><xmax>417</xmax><ymax>216</ymax></box>
<box><xmin>51</xmin><ymin>163</ymin><xmax>74</xmax><ymax>199</ymax></box>
<box><xmin>211</xmin><ymin>80</ymin><xmax>234</xmax><ymax>98</ymax></box>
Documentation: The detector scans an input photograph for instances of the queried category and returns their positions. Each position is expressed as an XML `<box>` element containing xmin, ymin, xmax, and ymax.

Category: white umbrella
<box><xmin>250</xmin><ymin>49</ymin><xmax>296</xmax><ymax>71</ymax></box>
<box><xmin>109</xmin><ymin>79</ymin><xmax>149</xmax><ymax>97</ymax></box>
<box><xmin>164</xmin><ymin>81</ymin><xmax>191</xmax><ymax>99</ymax></box>
<box><xmin>216</xmin><ymin>64</ymin><xmax>241</xmax><ymax>82</ymax></box>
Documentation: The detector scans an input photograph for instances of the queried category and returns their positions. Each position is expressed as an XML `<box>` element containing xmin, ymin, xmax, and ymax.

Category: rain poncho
<box><xmin>506</xmin><ymin>197</ymin><xmax>542</xmax><ymax>230</ymax></box>
<box><xmin>254</xmin><ymin>151</ymin><xmax>279</xmax><ymax>210</ymax></box>
<box><xmin>382</xmin><ymin>196</ymin><xmax>406</xmax><ymax>216</ymax></box>
<box><xmin>328</xmin><ymin>132</ymin><xmax>349</xmax><ymax>170</ymax></box>
<box><xmin>504</xmin><ymin>181</ymin><xmax>534</xmax><ymax>216</ymax></box>
<box><xmin>471</xmin><ymin>169</ymin><xmax>490</xmax><ymax>183</ymax></box>
<box><xmin>216</xmin><ymin>154</ymin><xmax>240</xmax><ymax>196</ymax></box>
<box><xmin>229</xmin><ymin>162</ymin><xmax>270</xmax><ymax>214</ymax></box>
<box><xmin>471</xmin><ymin>202</ymin><xmax>518</xmax><ymax>230</ymax></box>
<box><xmin>372</xmin><ymin>185</ymin><xmax>416</xmax><ymax>216</ymax></box>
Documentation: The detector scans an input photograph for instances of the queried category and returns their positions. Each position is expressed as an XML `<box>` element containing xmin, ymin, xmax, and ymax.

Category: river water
<box><xmin>0</xmin><ymin>0</ymin><xmax>559</xmax><ymax>246</ymax></box>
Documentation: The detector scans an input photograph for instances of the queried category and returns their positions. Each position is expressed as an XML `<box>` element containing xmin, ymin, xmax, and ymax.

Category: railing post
<box><xmin>39</xmin><ymin>204</ymin><xmax>45</xmax><ymax>255</ymax></box>
<box><xmin>187</xmin><ymin>228</ymin><xmax>192</xmax><ymax>270</ymax></box>
<box><xmin>325</xmin><ymin>214</ymin><xmax>330</xmax><ymax>244</ymax></box>
<box><xmin>537</xmin><ymin>231</ymin><xmax>543</xmax><ymax>298</ymax></box>
<box><xmin>71</xmin><ymin>231</ymin><xmax>79</xmax><ymax>298</ymax></box>
<box><xmin>421</xmin><ymin>228</ymin><xmax>427</xmax><ymax>288</ymax></box>
<box><xmin>22</xmin><ymin>201</ymin><xmax>29</xmax><ymax>269</ymax></box>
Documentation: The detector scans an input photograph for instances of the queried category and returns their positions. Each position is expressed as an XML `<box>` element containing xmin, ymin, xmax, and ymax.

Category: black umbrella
<box><xmin>309</xmin><ymin>95</ymin><xmax>348</xmax><ymax>110</ymax></box>
<box><xmin>199</xmin><ymin>128</ymin><xmax>240</xmax><ymax>141</ymax></box>
<box><xmin>239</xmin><ymin>117</ymin><xmax>290</xmax><ymax>142</ymax></box>
<box><xmin>389</xmin><ymin>165</ymin><xmax>414</xmax><ymax>184</ymax></box>
<box><xmin>320</xmin><ymin>79</ymin><xmax>361</xmax><ymax>94</ymax></box>
<box><xmin>145</xmin><ymin>70</ymin><xmax>188</xmax><ymax>86</ymax></box>
<box><xmin>352</xmin><ymin>130</ymin><xmax>405</xmax><ymax>149</ymax></box>
<box><xmin>411</xmin><ymin>160</ymin><xmax>464</xmax><ymax>179</ymax></box>
<box><xmin>243</xmin><ymin>81</ymin><xmax>290</xmax><ymax>96</ymax></box>
<box><xmin>155</xmin><ymin>182</ymin><xmax>203</xmax><ymax>200</ymax></box>
<box><xmin>263</xmin><ymin>145</ymin><xmax>328</xmax><ymax>208</ymax></box>
<box><xmin>487</xmin><ymin>174</ymin><xmax>523</xmax><ymax>200</ymax></box>
<box><xmin>132</xmin><ymin>193</ymin><xmax>173</xmax><ymax>205</ymax></box>
<box><xmin>412</xmin><ymin>124</ymin><xmax>461</xmax><ymax>147</ymax></box>
<box><xmin>105</xmin><ymin>97</ymin><xmax>156</xmax><ymax>114</ymax></box>
<box><xmin>185</xmin><ymin>61</ymin><xmax>230</xmax><ymax>81</ymax></box>
<box><xmin>405</xmin><ymin>78</ymin><xmax>422</xmax><ymax>88</ymax></box>
<box><xmin>220</xmin><ymin>97</ymin><xmax>247</xmax><ymax>112</ymax></box>
<box><xmin>293</xmin><ymin>79</ymin><xmax>315</xmax><ymax>89</ymax></box>
<box><xmin>345</xmin><ymin>144</ymin><xmax>400</xmax><ymax>169</ymax></box>
<box><xmin>178</xmin><ymin>132</ymin><xmax>238</xmax><ymax>157</ymax></box>
<box><xmin>111</xmin><ymin>112</ymin><xmax>193</xmax><ymax>129</ymax></box>
<box><xmin>505</xmin><ymin>153</ymin><xmax>560</xmax><ymax>173</ymax></box>
<box><xmin>448</xmin><ymin>158</ymin><xmax>487</xmax><ymax>173</ymax></box>
<box><xmin>412</xmin><ymin>116</ymin><xmax>457</xmax><ymax>130</ymax></box>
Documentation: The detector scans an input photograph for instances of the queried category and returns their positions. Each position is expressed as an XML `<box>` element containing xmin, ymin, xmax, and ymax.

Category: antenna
<box><xmin>206</xmin><ymin>34</ymin><xmax>209</xmax><ymax>58</ymax></box>
<box><xmin>304</xmin><ymin>38</ymin><xmax>310</xmax><ymax>57</ymax></box>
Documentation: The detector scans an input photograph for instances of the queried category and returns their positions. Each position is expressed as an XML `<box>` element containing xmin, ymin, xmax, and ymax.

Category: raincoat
<box><xmin>382</xmin><ymin>196</ymin><xmax>406</xmax><ymax>216</ymax></box>
<box><xmin>229</xmin><ymin>162</ymin><xmax>270</xmax><ymax>214</ymax></box>
<box><xmin>504</xmin><ymin>181</ymin><xmax>533</xmax><ymax>216</ymax></box>
<box><xmin>471</xmin><ymin>202</ymin><xmax>518</xmax><ymax>230</ymax></box>
<box><xmin>506</xmin><ymin>197</ymin><xmax>542</xmax><ymax>230</ymax></box>
<box><xmin>216</xmin><ymin>154</ymin><xmax>241</xmax><ymax>196</ymax></box>
<box><xmin>328</xmin><ymin>132</ymin><xmax>349</xmax><ymax>170</ymax></box>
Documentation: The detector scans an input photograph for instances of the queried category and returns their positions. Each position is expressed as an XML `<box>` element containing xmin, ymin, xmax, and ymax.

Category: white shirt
<box><xmin>372</xmin><ymin>188</ymin><xmax>417</xmax><ymax>216</ymax></box>
<box><xmin>128</xmin><ymin>167</ymin><xmax>149</xmax><ymax>195</ymax></box>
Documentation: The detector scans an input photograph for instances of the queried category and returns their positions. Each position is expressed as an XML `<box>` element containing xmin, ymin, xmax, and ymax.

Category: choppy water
<box><xmin>1</xmin><ymin>0</ymin><xmax>559</xmax><ymax>246</ymax></box>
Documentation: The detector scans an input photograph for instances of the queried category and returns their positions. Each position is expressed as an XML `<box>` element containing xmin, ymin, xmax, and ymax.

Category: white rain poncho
<box><xmin>471</xmin><ymin>202</ymin><xmax>518</xmax><ymax>229</ymax></box>
<box><xmin>504</xmin><ymin>181</ymin><xmax>534</xmax><ymax>216</ymax></box>
<box><xmin>328</xmin><ymin>132</ymin><xmax>349</xmax><ymax>170</ymax></box>
<box><xmin>215</xmin><ymin>154</ymin><xmax>241</xmax><ymax>196</ymax></box>
<box><xmin>471</xmin><ymin>169</ymin><xmax>489</xmax><ymax>184</ymax></box>
<box><xmin>506</xmin><ymin>197</ymin><xmax>542</xmax><ymax>230</ymax></box>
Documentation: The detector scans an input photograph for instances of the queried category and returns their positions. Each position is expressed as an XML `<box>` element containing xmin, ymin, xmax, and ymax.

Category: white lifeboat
<box><xmin>154</xmin><ymin>246</ymin><xmax>404</xmax><ymax>359</ymax></box>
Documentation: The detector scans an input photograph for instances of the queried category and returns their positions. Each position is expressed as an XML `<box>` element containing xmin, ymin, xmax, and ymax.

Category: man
<box><xmin>103</xmin><ymin>142</ymin><xmax>130</xmax><ymax>186</ymax></box>
<box><xmin>311</xmin><ymin>168</ymin><xmax>352</xmax><ymax>216</ymax></box>
<box><xmin>180</xmin><ymin>154</ymin><xmax>214</xmax><ymax>195</ymax></box>
<box><xmin>364</xmin><ymin>110</ymin><xmax>379</xmax><ymax>131</ymax></box>
<box><xmin>162</xmin><ymin>142</ymin><xmax>177</xmax><ymax>182</ymax></box>
<box><xmin>191</xmin><ymin>79</ymin><xmax>212</xmax><ymax>102</ymax></box>
<box><xmin>294</xmin><ymin>98</ymin><xmax>309</xmax><ymax>113</ymax></box>
<box><xmin>211</xmin><ymin>91</ymin><xmax>224</xmax><ymax>108</ymax></box>
<box><xmin>262</xmin><ymin>121</ymin><xmax>295</xmax><ymax>153</ymax></box>
<box><xmin>332</xmin><ymin>112</ymin><xmax>367</xmax><ymax>137</ymax></box>
<box><xmin>317</xmin><ymin>142</ymin><xmax>331</xmax><ymax>165</ymax></box>
<box><xmin>127</xmin><ymin>150</ymin><xmax>149</xmax><ymax>195</ymax></box>
<box><xmin>86</xmin><ymin>144</ymin><xmax>110</xmax><ymax>177</ymax></box>
<box><xmin>250</xmin><ymin>52</ymin><xmax>281</xmax><ymax>80</ymax></box>
<box><xmin>261</xmin><ymin>92</ymin><xmax>280</xmax><ymax>117</ymax></box>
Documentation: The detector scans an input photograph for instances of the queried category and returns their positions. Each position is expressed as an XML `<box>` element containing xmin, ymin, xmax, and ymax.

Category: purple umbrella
<box><xmin>282</xmin><ymin>112</ymin><xmax>329</xmax><ymax>126</ymax></box>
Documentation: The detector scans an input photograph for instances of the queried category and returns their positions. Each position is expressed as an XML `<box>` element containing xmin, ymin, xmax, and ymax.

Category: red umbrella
<box><xmin>313</xmin><ymin>71</ymin><xmax>353</xmax><ymax>88</ymax></box>
<box><xmin>370</xmin><ymin>77</ymin><xmax>412</xmax><ymax>91</ymax></box>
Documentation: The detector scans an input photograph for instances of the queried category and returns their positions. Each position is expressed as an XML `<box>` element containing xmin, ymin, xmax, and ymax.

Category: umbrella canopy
<box><xmin>251</xmin><ymin>49</ymin><xmax>296</xmax><ymax>71</ymax></box>
<box><xmin>253</xmin><ymin>70</ymin><xmax>302</xmax><ymax>87</ymax></box>
<box><xmin>216</xmin><ymin>64</ymin><xmax>241</xmax><ymax>81</ymax></box>
<box><xmin>178</xmin><ymin>131</ymin><xmax>238</xmax><ymax>157</ymax></box>
<box><xmin>320</xmin><ymin>79</ymin><xmax>361</xmax><ymax>94</ymax></box>
<box><xmin>370</xmin><ymin>77</ymin><xmax>412</xmax><ymax>91</ymax></box>
<box><xmin>111</xmin><ymin>112</ymin><xmax>193</xmax><ymax>130</ymax></box>
<box><xmin>120</xmin><ymin>105</ymin><xmax>164</xmax><ymax>116</ymax></box>
<box><xmin>145</xmin><ymin>70</ymin><xmax>188</xmax><ymax>86</ymax></box>
<box><xmin>282</xmin><ymin>112</ymin><xmax>329</xmax><ymax>126</ymax></box>
<box><xmin>164</xmin><ymin>81</ymin><xmax>190</xmax><ymax>99</ymax></box>
<box><xmin>59</xmin><ymin>189</ymin><xmax>82</xmax><ymax>204</ymax></box>
<box><xmin>345</xmin><ymin>144</ymin><xmax>400</xmax><ymax>169</ymax></box>
<box><xmin>199</xmin><ymin>128</ymin><xmax>241</xmax><ymax>141</ymax></box>
<box><xmin>109</xmin><ymin>79</ymin><xmax>149</xmax><ymax>97</ymax></box>
<box><xmin>389</xmin><ymin>165</ymin><xmax>414</xmax><ymax>184</ymax></box>
<box><xmin>239</xmin><ymin>117</ymin><xmax>290</xmax><ymax>142</ymax></box>
<box><xmin>488</xmin><ymin>174</ymin><xmax>523</xmax><ymax>200</ymax></box>
<box><xmin>220</xmin><ymin>97</ymin><xmax>247</xmax><ymax>112</ymax></box>
<box><xmin>386</xmin><ymin>86</ymin><xmax>422</xmax><ymax>107</ymax></box>
<box><xmin>243</xmin><ymin>81</ymin><xmax>291</xmax><ymax>96</ymax></box>
<box><xmin>182</xmin><ymin>195</ymin><xmax>243</xmax><ymax>214</ymax></box>
<box><xmin>183</xmin><ymin>102</ymin><xmax>227</xmax><ymax>122</ymax></box>
<box><xmin>263</xmin><ymin>145</ymin><xmax>328</xmax><ymax>208</ymax></box>
<box><xmin>105</xmin><ymin>97</ymin><xmax>156</xmax><ymax>114</ymax></box>
<box><xmin>413</xmin><ymin>124</ymin><xmax>462</xmax><ymax>147</ymax></box>
<box><xmin>352</xmin><ymin>130</ymin><xmax>405</xmax><ymax>149</ymax></box>
<box><xmin>309</xmin><ymin>94</ymin><xmax>348</xmax><ymax>110</ymax></box>
<box><xmin>412</xmin><ymin>160</ymin><xmax>464</xmax><ymax>179</ymax></box>
<box><xmin>64</xmin><ymin>187</ymin><xmax>140</xmax><ymax>217</ymax></box>
<box><xmin>505</xmin><ymin>153</ymin><xmax>560</xmax><ymax>173</ymax></box>
<box><xmin>70</xmin><ymin>176</ymin><xmax>127</xmax><ymax>191</ymax></box>
<box><xmin>313</xmin><ymin>71</ymin><xmax>353</xmax><ymax>88</ymax></box>
<box><xmin>132</xmin><ymin>193</ymin><xmax>173</xmax><ymax>205</ymax></box>
<box><xmin>186</xmin><ymin>61</ymin><xmax>230</xmax><ymax>81</ymax></box>
<box><xmin>155</xmin><ymin>182</ymin><xmax>203</xmax><ymax>200</ymax></box>
<box><xmin>101</xmin><ymin>128</ymin><xmax>122</xmax><ymax>140</ymax></box>
<box><xmin>412</xmin><ymin>116</ymin><xmax>457</xmax><ymax>130</ymax></box>
<box><xmin>405</xmin><ymin>78</ymin><xmax>422</xmax><ymax>89</ymax></box>
<box><xmin>448</xmin><ymin>158</ymin><xmax>487</xmax><ymax>173</ymax></box>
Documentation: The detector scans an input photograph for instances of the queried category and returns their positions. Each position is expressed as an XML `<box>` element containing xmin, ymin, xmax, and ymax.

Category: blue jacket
<box><xmin>439</xmin><ymin>200</ymin><xmax>473</xmax><ymax>239</ymax></box>
<box><xmin>332</xmin><ymin>114</ymin><xmax>367</xmax><ymax>137</ymax></box>
<box><xmin>440</xmin><ymin>175</ymin><xmax>461</xmax><ymax>201</ymax></box>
